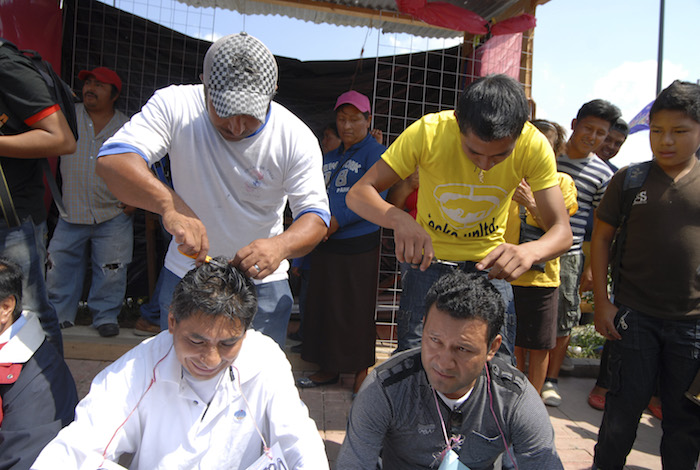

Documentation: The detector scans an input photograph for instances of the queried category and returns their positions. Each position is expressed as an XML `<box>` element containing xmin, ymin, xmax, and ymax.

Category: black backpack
<box><xmin>0</xmin><ymin>38</ymin><xmax>79</xmax><ymax>141</ymax></box>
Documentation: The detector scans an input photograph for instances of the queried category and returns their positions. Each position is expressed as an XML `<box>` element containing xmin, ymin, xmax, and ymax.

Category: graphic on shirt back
<box><xmin>430</xmin><ymin>183</ymin><xmax>507</xmax><ymax>237</ymax></box>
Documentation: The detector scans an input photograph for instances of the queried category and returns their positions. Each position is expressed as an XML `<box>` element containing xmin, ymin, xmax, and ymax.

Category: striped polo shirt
<box><xmin>557</xmin><ymin>153</ymin><xmax>614</xmax><ymax>254</ymax></box>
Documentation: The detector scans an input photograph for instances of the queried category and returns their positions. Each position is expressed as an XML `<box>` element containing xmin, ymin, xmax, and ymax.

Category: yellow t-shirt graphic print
<box><xmin>382</xmin><ymin>111</ymin><xmax>557</xmax><ymax>262</ymax></box>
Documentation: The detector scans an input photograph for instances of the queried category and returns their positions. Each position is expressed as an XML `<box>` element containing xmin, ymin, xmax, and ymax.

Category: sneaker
<box><xmin>96</xmin><ymin>323</ymin><xmax>120</xmax><ymax>338</ymax></box>
<box><xmin>541</xmin><ymin>381</ymin><xmax>562</xmax><ymax>407</ymax></box>
<box><xmin>560</xmin><ymin>355</ymin><xmax>575</xmax><ymax>372</ymax></box>
<box><xmin>59</xmin><ymin>321</ymin><xmax>74</xmax><ymax>329</ymax></box>
<box><xmin>133</xmin><ymin>317</ymin><xmax>161</xmax><ymax>337</ymax></box>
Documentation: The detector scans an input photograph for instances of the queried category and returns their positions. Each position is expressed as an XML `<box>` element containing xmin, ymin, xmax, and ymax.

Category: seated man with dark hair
<box><xmin>0</xmin><ymin>258</ymin><xmax>77</xmax><ymax>470</ymax></box>
<box><xmin>337</xmin><ymin>270</ymin><xmax>563</xmax><ymax>469</ymax></box>
<box><xmin>32</xmin><ymin>258</ymin><xmax>329</xmax><ymax>470</ymax></box>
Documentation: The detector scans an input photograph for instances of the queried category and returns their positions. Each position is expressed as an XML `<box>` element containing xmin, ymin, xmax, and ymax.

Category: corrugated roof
<box><xmin>177</xmin><ymin>0</ymin><xmax>529</xmax><ymax>38</ymax></box>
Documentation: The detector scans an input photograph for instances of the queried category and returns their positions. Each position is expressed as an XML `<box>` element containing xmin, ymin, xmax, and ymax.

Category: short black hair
<box><xmin>170</xmin><ymin>258</ymin><xmax>257</xmax><ymax>329</ymax></box>
<box><xmin>424</xmin><ymin>270</ymin><xmax>504</xmax><ymax>344</ymax></box>
<box><xmin>650</xmin><ymin>80</ymin><xmax>700</xmax><ymax>124</ymax></box>
<box><xmin>610</xmin><ymin>117</ymin><xmax>630</xmax><ymax>137</ymax></box>
<box><xmin>455</xmin><ymin>74</ymin><xmax>529</xmax><ymax>141</ymax></box>
<box><xmin>0</xmin><ymin>258</ymin><xmax>23</xmax><ymax>322</ymax></box>
<box><xmin>575</xmin><ymin>99</ymin><xmax>621</xmax><ymax>126</ymax></box>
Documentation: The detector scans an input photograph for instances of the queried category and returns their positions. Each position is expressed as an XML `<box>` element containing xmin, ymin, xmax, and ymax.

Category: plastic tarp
<box><xmin>395</xmin><ymin>0</ymin><xmax>536</xmax><ymax>35</ymax></box>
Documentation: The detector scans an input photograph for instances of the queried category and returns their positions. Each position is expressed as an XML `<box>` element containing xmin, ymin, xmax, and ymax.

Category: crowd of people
<box><xmin>0</xmin><ymin>31</ymin><xmax>698</xmax><ymax>469</ymax></box>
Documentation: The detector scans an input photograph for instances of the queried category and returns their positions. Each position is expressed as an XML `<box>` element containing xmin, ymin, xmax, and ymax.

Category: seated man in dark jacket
<box><xmin>0</xmin><ymin>258</ymin><xmax>77</xmax><ymax>470</ymax></box>
<box><xmin>337</xmin><ymin>270</ymin><xmax>563</xmax><ymax>469</ymax></box>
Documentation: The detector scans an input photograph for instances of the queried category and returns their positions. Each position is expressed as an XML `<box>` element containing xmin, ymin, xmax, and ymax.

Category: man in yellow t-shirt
<box><xmin>347</xmin><ymin>74</ymin><xmax>572</xmax><ymax>353</ymax></box>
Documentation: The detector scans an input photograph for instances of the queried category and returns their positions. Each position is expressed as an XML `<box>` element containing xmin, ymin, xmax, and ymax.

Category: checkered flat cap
<box><xmin>203</xmin><ymin>33</ymin><xmax>278</xmax><ymax>122</ymax></box>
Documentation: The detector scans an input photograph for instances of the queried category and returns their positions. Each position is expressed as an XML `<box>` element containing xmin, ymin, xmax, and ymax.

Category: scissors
<box><xmin>410</xmin><ymin>259</ymin><xmax>459</xmax><ymax>268</ymax></box>
<box><xmin>178</xmin><ymin>248</ymin><xmax>229</xmax><ymax>269</ymax></box>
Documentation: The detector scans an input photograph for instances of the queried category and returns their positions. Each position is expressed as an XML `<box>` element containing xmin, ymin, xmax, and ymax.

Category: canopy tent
<box><xmin>177</xmin><ymin>0</ymin><xmax>547</xmax><ymax>38</ymax></box>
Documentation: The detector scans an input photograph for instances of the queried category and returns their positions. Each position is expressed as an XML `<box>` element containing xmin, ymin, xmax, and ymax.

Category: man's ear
<box><xmin>571</xmin><ymin>118</ymin><xmax>577</xmax><ymax>131</ymax></box>
<box><xmin>167</xmin><ymin>312</ymin><xmax>176</xmax><ymax>333</ymax></box>
<box><xmin>0</xmin><ymin>295</ymin><xmax>17</xmax><ymax>325</ymax></box>
<box><xmin>486</xmin><ymin>334</ymin><xmax>502</xmax><ymax>362</ymax></box>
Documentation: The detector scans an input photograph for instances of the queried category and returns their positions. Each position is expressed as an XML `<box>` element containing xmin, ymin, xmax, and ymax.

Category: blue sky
<box><xmin>108</xmin><ymin>0</ymin><xmax>700</xmax><ymax>167</ymax></box>
<box><xmin>532</xmin><ymin>0</ymin><xmax>700</xmax><ymax>168</ymax></box>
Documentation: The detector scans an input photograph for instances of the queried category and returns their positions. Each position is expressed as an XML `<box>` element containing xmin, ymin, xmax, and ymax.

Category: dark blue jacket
<box><xmin>0</xmin><ymin>340</ymin><xmax>78</xmax><ymax>470</ymax></box>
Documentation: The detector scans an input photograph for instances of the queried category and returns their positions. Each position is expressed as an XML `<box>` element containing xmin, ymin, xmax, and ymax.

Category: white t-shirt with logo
<box><xmin>100</xmin><ymin>84</ymin><xmax>330</xmax><ymax>280</ymax></box>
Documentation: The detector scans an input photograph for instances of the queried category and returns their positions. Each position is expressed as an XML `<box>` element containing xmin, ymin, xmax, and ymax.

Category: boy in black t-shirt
<box><xmin>591</xmin><ymin>80</ymin><xmax>700</xmax><ymax>469</ymax></box>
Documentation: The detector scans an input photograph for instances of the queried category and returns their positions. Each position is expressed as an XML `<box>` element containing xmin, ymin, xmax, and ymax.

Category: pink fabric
<box><xmin>475</xmin><ymin>33</ymin><xmax>523</xmax><ymax>80</ymax></box>
<box><xmin>395</xmin><ymin>0</ymin><xmax>535</xmax><ymax>35</ymax></box>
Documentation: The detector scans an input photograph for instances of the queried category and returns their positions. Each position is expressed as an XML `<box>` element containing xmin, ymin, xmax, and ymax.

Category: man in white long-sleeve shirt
<box><xmin>32</xmin><ymin>259</ymin><xmax>329</xmax><ymax>470</ymax></box>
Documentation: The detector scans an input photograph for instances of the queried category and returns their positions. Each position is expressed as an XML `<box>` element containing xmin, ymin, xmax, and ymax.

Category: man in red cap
<box><xmin>46</xmin><ymin>66</ymin><xmax>132</xmax><ymax>337</ymax></box>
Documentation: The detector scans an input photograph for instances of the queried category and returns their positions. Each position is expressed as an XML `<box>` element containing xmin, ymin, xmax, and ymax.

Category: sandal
<box><xmin>587</xmin><ymin>392</ymin><xmax>606</xmax><ymax>410</ymax></box>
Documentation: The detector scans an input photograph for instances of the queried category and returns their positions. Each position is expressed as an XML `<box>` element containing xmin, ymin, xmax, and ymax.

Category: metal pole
<box><xmin>656</xmin><ymin>0</ymin><xmax>665</xmax><ymax>95</ymax></box>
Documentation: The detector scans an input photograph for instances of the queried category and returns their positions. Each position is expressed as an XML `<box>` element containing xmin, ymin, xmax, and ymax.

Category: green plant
<box><xmin>569</xmin><ymin>324</ymin><xmax>605</xmax><ymax>358</ymax></box>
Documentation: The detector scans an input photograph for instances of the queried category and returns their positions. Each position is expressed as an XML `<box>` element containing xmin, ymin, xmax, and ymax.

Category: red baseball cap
<box><xmin>78</xmin><ymin>67</ymin><xmax>122</xmax><ymax>93</ymax></box>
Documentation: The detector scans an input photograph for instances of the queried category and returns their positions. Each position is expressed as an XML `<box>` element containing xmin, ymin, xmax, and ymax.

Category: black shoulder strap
<box><xmin>610</xmin><ymin>161</ymin><xmax>652</xmax><ymax>292</ymax></box>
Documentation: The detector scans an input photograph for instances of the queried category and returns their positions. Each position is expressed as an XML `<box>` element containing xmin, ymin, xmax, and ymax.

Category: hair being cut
<box><xmin>424</xmin><ymin>270</ymin><xmax>504</xmax><ymax>343</ymax></box>
<box><xmin>170</xmin><ymin>258</ymin><xmax>257</xmax><ymax>329</ymax></box>
<box><xmin>650</xmin><ymin>80</ymin><xmax>700</xmax><ymax>124</ymax></box>
<box><xmin>0</xmin><ymin>258</ymin><xmax>23</xmax><ymax>322</ymax></box>
<box><xmin>575</xmin><ymin>99</ymin><xmax>621</xmax><ymax>126</ymax></box>
<box><xmin>455</xmin><ymin>74</ymin><xmax>529</xmax><ymax>141</ymax></box>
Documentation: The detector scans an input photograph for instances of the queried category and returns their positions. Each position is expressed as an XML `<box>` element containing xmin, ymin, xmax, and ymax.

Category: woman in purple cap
<box><xmin>298</xmin><ymin>91</ymin><xmax>388</xmax><ymax>394</ymax></box>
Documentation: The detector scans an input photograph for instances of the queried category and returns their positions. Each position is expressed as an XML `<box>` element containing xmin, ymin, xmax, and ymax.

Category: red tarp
<box><xmin>395</xmin><ymin>0</ymin><xmax>535</xmax><ymax>35</ymax></box>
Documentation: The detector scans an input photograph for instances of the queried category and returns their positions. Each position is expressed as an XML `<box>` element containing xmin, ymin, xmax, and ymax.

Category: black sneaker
<box><xmin>96</xmin><ymin>323</ymin><xmax>120</xmax><ymax>337</ymax></box>
<box><xmin>59</xmin><ymin>321</ymin><xmax>74</xmax><ymax>329</ymax></box>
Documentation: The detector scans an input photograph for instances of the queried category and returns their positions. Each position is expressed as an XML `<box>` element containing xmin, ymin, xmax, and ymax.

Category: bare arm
<box><xmin>591</xmin><ymin>215</ymin><xmax>621</xmax><ymax>340</ymax></box>
<box><xmin>96</xmin><ymin>152</ymin><xmax>209</xmax><ymax>265</ymax></box>
<box><xmin>346</xmin><ymin>159</ymin><xmax>435</xmax><ymax>270</ymax></box>
<box><xmin>511</xmin><ymin>178</ymin><xmax>548</xmax><ymax>229</ymax></box>
<box><xmin>0</xmin><ymin>109</ymin><xmax>75</xmax><ymax>158</ymax></box>
<box><xmin>386</xmin><ymin>169</ymin><xmax>419</xmax><ymax>211</ymax></box>
<box><xmin>478</xmin><ymin>184</ymin><xmax>572</xmax><ymax>281</ymax></box>
<box><xmin>233</xmin><ymin>212</ymin><xmax>327</xmax><ymax>280</ymax></box>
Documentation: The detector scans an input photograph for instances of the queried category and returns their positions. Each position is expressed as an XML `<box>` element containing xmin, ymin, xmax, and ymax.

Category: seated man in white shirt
<box><xmin>32</xmin><ymin>258</ymin><xmax>329</xmax><ymax>470</ymax></box>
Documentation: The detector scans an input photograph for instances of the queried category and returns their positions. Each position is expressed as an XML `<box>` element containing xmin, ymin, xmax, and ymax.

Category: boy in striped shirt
<box><xmin>541</xmin><ymin>99</ymin><xmax>621</xmax><ymax>407</ymax></box>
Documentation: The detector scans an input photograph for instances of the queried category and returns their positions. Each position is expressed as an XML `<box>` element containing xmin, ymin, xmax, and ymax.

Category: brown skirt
<box><xmin>301</xmin><ymin>246</ymin><xmax>379</xmax><ymax>373</ymax></box>
<box><xmin>513</xmin><ymin>285</ymin><xmax>558</xmax><ymax>350</ymax></box>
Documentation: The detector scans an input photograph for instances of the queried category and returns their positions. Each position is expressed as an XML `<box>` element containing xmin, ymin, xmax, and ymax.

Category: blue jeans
<box><xmin>139</xmin><ymin>266</ymin><xmax>165</xmax><ymax>326</ymax></box>
<box><xmin>46</xmin><ymin>213</ymin><xmax>133</xmax><ymax>327</ymax></box>
<box><xmin>159</xmin><ymin>267</ymin><xmax>293</xmax><ymax>348</ymax></box>
<box><xmin>0</xmin><ymin>217</ymin><xmax>62</xmax><ymax>354</ymax></box>
<box><xmin>396</xmin><ymin>262</ymin><xmax>516</xmax><ymax>359</ymax></box>
<box><xmin>594</xmin><ymin>306</ymin><xmax>700</xmax><ymax>469</ymax></box>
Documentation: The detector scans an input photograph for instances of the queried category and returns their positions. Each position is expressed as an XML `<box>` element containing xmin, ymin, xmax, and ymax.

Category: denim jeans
<box><xmin>46</xmin><ymin>213</ymin><xmax>133</xmax><ymax>327</ymax></box>
<box><xmin>593</xmin><ymin>305</ymin><xmax>700</xmax><ymax>469</ymax></box>
<box><xmin>159</xmin><ymin>267</ymin><xmax>293</xmax><ymax>348</ymax></box>
<box><xmin>0</xmin><ymin>217</ymin><xmax>62</xmax><ymax>354</ymax></box>
<box><xmin>396</xmin><ymin>262</ymin><xmax>516</xmax><ymax>360</ymax></box>
<box><xmin>139</xmin><ymin>266</ymin><xmax>165</xmax><ymax>326</ymax></box>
